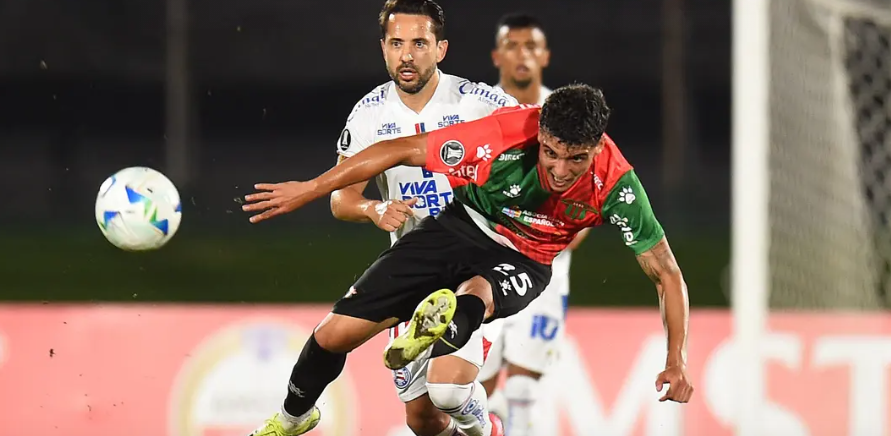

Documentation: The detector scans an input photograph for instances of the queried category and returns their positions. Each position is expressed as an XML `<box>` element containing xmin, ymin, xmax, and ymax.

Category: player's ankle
<box><xmin>431</xmin><ymin>295</ymin><xmax>486</xmax><ymax>357</ymax></box>
<box><xmin>278</xmin><ymin>406</ymin><xmax>313</xmax><ymax>430</ymax></box>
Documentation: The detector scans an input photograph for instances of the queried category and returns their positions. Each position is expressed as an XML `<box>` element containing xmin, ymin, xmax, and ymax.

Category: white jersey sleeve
<box><xmin>336</xmin><ymin>85</ymin><xmax>388</xmax><ymax>158</ymax></box>
<box><xmin>456</xmin><ymin>80</ymin><xmax>518</xmax><ymax>119</ymax></box>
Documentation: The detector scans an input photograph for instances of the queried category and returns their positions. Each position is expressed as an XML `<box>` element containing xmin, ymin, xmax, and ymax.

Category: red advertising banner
<box><xmin>0</xmin><ymin>305</ymin><xmax>888</xmax><ymax>436</ymax></box>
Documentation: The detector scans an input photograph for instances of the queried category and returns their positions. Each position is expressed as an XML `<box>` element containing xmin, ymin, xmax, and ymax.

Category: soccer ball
<box><xmin>95</xmin><ymin>166</ymin><xmax>183</xmax><ymax>251</ymax></box>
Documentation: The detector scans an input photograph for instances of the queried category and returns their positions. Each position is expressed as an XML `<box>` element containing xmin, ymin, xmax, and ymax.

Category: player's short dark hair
<box><xmin>539</xmin><ymin>84</ymin><xmax>611</xmax><ymax>147</ymax></box>
<box><xmin>379</xmin><ymin>0</ymin><xmax>446</xmax><ymax>41</ymax></box>
<box><xmin>496</xmin><ymin>12</ymin><xmax>546</xmax><ymax>35</ymax></box>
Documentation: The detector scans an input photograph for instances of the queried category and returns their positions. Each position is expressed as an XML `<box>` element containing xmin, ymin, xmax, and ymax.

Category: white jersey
<box><xmin>337</xmin><ymin>71</ymin><xmax>518</xmax><ymax>246</ymax></box>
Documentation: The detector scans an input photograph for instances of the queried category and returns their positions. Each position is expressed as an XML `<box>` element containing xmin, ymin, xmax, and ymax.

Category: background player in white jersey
<box><xmin>329</xmin><ymin>1</ymin><xmax>516</xmax><ymax>435</ymax></box>
<box><xmin>479</xmin><ymin>13</ymin><xmax>590</xmax><ymax>436</ymax></box>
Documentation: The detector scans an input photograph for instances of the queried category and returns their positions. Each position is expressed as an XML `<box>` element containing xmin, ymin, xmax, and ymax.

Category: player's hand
<box><xmin>366</xmin><ymin>198</ymin><xmax>418</xmax><ymax>232</ymax></box>
<box><xmin>243</xmin><ymin>181</ymin><xmax>316</xmax><ymax>223</ymax></box>
<box><xmin>655</xmin><ymin>364</ymin><xmax>694</xmax><ymax>403</ymax></box>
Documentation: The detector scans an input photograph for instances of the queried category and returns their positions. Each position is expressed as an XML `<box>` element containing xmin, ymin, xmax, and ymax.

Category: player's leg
<box><xmin>389</xmin><ymin>330</ymin><xmax>458</xmax><ymax>436</ymax></box>
<box><xmin>385</xmin><ymin>275</ymin><xmax>494</xmax><ymax>370</ymax></box>
<box><xmin>425</xmin><ymin>328</ymin><xmax>494</xmax><ymax>436</ymax></box>
<box><xmin>248</xmin><ymin>312</ymin><xmax>393</xmax><ymax>436</ymax></box>
<box><xmin>433</xmin><ymin>250</ymin><xmax>553</xmax><ymax>361</ymax></box>
<box><xmin>405</xmin><ymin>395</ymin><xmax>459</xmax><ymax>436</ymax></box>
<box><xmin>251</xmin><ymin>218</ymin><xmax>461</xmax><ymax>436</ymax></box>
<box><xmin>385</xmin><ymin>246</ymin><xmax>552</xmax><ymax>370</ymax></box>
<box><xmin>497</xmin><ymin>277</ymin><xmax>568</xmax><ymax>436</ymax></box>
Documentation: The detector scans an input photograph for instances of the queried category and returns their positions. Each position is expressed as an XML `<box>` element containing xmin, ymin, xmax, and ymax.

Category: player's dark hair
<box><xmin>495</xmin><ymin>12</ymin><xmax>545</xmax><ymax>36</ymax></box>
<box><xmin>539</xmin><ymin>83</ymin><xmax>611</xmax><ymax>147</ymax></box>
<box><xmin>379</xmin><ymin>0</ymin><xmax>446</xmax><ymax>41</ymax></box>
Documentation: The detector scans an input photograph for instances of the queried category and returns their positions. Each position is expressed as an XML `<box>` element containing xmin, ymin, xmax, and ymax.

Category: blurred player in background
<box><xmin>244</xmin><ymin>84</ymin><xmax>695</xmax><ymax>435</ymax></box>
<box><xmin>248</xmin><ymin>1</ymin><xmax>515</xmax><ymax>435</ymax></box>
<box><xmin>479</xmin><ymin>13</ymin><xmax>590</xmax><ymax>436</ymax></box>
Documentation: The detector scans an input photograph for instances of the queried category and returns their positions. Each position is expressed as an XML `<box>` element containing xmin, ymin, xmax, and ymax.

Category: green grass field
<box><xmin>0</xmin><ymin>226</ymin><xmax>729</xmax><ymax>307</ymax></box>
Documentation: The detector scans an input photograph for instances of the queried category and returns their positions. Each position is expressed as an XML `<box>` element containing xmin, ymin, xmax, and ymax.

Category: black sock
<box><xmin>282</xmin><ymin>333</ymin><xmax>347</xmax><ymax>417</ymax></box>
<box><xmin>431</xmin><ymin>294</ymin><xmax>487</xmax><ymax>358</ymax></box>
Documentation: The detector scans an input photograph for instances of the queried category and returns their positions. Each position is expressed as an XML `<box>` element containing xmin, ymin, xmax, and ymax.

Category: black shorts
<box><xmin>333</xmin><ymin>203</ymin><xmax>552</xmax><ymax>324</ymax></box>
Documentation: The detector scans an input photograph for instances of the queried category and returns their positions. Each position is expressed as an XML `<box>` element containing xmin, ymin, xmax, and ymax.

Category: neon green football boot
<box><xmin>247</xmin><ymin>409</ymin><xmax>321</xmax><ymax>436</ymax></box>
<box><xmin>384</xmin><ymin>289</ymin><xmax>457</xmax><ymax>370</ymax></box>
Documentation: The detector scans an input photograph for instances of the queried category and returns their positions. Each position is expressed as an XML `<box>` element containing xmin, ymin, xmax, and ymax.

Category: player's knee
<box><xmin>503</xmin><ymin>374</ymin><xmax>538</xmax><ymax>403</ymax></box>
<box><xmin>505</xmin><ymin>362</ymin><xmax>542</xmax><ymax>380</ymax></box>
<box><xmin>427</xmin><ymin>355</ymin><xmax>479</xmax><ymax>385</ymax></box>
<box><xmin>426</xmin><ymin>382</ymin><xmax>473</xmax><ymax>412</ymax></box>
<box><xmin>455</xmin><ymin>276</ymin><xmax>495</xmax><ymax>318</ymax></box>
<box><xmin>313</xmin><ymin>313</ymin><xmax>391</xmax><ymax>353</ymax></box>
<box><xmin>481</xmin><ymin>377</ymin><xmax>499</xmax><ymax>397</ymax></box>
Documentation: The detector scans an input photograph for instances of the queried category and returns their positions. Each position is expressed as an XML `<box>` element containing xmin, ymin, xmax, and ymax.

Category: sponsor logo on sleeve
<box><xmin>609</xmin><ymin>214</ymin><xmax>637</xmax><ymax>246</ymax></box>
<box><xmin>448</xmin><ymin>164</ymin><xmax>479</xmax><ymax>181</ymax></box>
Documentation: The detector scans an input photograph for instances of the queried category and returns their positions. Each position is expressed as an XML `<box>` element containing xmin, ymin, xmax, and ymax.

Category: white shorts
<box><xmin>478</xmin><ymin>252</ymin><xmax>570</xmax><ymax>380</ymax></box>
<box><xmin>388</xmin><ymin>320</ymin><xmax>501</xmax><ymax>403</ymax></box>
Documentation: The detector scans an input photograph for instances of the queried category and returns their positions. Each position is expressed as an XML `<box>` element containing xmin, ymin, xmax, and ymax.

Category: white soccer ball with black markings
<box><xmin>94</xmin><ymin>166</ymin><xmax>183</xmax><ymax>251</ymax></box>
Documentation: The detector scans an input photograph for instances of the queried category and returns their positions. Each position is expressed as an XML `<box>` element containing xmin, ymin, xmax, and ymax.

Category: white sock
<box><xmin>427</xmin><ymin>381</ymin><xmax>493</xmax><ymax>436</ymax></box>
<box><xmin>487</xmin><ymin>389</ymin><xmax>508</xmax><ymax>420</ymax></box>
<box><xmin>278</xmin><ymin>404</ymin><xmax>313</xmax><ymax>430</ymax></box>
<box><xmin>433</xmin><ymin>419</ymin><xmax>461</xmax><ymax>436</ymax></box>
<box><xmin>503</xmin><ymin>375</ymin><xmax>537</xmax><ymax>436</ymax></box>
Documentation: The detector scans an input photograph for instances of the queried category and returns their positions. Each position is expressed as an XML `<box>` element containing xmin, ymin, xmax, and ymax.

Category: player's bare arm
<box><xmin>243</xmin><ymin>133</ymin><xmax>428</xmax><ymax>223</ymax></box>
<box><xmin>636</xmin><ymin>236</ymin><xmax>694</xmax><ymax>404</ymax></box>
<box><xmin>329</xmin><ymin>156</ymin><xmax>375</xmax><ymax>223</ymax></box>
<box><xmin>329</xmin><ymin>155</ymin><xmax>418</xmax><ymax>231</ymax></box>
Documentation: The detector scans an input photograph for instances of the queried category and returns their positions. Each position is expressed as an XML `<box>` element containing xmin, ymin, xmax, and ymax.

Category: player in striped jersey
<box><xmin>480</xmin><ymin>13</ymin><xmax>589</xmax><ymax>436</ymax></box>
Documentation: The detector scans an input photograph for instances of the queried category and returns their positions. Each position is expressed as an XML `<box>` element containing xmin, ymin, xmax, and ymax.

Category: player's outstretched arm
<box><xmin>636</xmin><ymin>237</ymin><xmax>694</xmax><ymax>403</ymax></box>
<box><xmin>243</xmin><ymin>133</ymin><xmax>428</xmax><ymax>223</ymax></box>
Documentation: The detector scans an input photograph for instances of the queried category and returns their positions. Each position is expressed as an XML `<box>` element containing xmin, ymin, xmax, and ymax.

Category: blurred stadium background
<box><xmin>0</xmin><ymin>0</ymin><xmax>888</xmax><ymax>434</ymax></box>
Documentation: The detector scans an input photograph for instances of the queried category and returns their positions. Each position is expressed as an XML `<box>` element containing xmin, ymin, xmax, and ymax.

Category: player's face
<box><xmin>381</xmin><ymin>13</ymin><xmax>448</xmax><ymax>94</ymax></box>
<box><xmin>537</xmin><ymin>131</ymin><xmax>602</xmax><ymax>192</ymax></box>
<box><xmin>492</xmin><ymin>26</ymin><xmax>550</xmax><ymax>89</ymax></box>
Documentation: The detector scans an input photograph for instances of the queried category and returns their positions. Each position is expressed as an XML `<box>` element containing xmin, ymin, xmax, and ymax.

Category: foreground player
<box><xmin>244</xmin><ymin>84</ymin><xmax>694</xmax><ymax>436</ymax></box>
<box><xmin>328</xmin><ymin>1</ymin><xmax>514</xmax><ymax>435</ymax></box>
<box><xmin>480</xmin><ymin>13</ymin><xmax>588</xmax><ymax>435</ymax></box>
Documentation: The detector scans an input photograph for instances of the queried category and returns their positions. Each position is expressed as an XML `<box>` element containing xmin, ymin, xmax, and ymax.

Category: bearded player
<box><xmin>325</xmin><ymin>1</ymin><xmax>515</xmax><ymax>435</ymax></box>
<box><xmin>479</xmin><ymin>13</ymin><xmax>590</xmax><ymax>435</ymax></box>
<box><xmin>243</xmin><ymin>84</ymin><xmax>694</xmax><ymax>436</ymax></box>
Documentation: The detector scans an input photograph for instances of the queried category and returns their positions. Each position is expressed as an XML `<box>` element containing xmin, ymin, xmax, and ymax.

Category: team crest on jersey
<box><xmin>393</xmin><ymin>366</ymin><xmax>412</xmax><ymax>389</ymax></box>
<box><xmin>560</xmin><ymin>199</ymin><xmax>598</xmax><ymax>221</ymax></box>
<box><xmin>439</xmin><ymin>140</ymin><xmax>465</xmax><ymax>167</ymax></box>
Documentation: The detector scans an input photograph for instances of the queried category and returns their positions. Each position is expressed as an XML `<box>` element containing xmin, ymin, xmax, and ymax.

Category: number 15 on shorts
<box><xmin>493</xmin><ymin>263</ymin><xmax>533</xmax><ymax>296</ymax></box>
